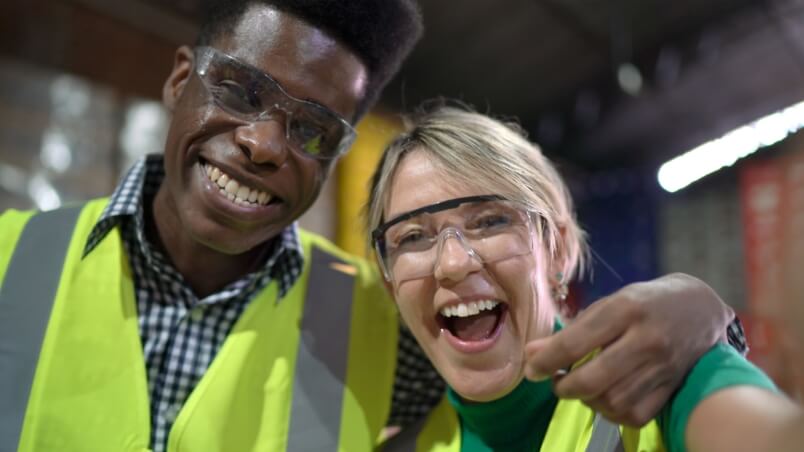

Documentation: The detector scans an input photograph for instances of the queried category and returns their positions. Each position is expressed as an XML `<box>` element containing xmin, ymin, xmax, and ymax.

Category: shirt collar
<box><xmin>82</xmin><ymin>153</ymin><xmax>304</xmax><ymax>279</ymax></box>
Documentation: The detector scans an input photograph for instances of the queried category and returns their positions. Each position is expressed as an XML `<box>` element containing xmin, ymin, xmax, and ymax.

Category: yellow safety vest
<box><xmin>0</xmin><ymin>199</ymin><xmax>399</xmax><ymax>452</ymax></box>
<box><xmin>382</xmin><ymin>395</ymin><xmax>666</xmax><ymax>452</ymax></box>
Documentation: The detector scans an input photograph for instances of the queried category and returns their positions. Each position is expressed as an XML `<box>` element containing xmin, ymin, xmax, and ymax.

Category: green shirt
<box><xmin>448</xmin><ymin>343</ymin><xmax>776</xmax><ymax>452</ymax></box>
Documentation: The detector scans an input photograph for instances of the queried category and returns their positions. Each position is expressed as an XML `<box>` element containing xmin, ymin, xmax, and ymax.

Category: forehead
<box><xmin>385</xmin><ymin>149</ymin><xmax>486</xmax><ymax>220</ymax></box>
<box><xmin>211</xmin><ymin>4</ymin><xmax>368</xmax><ymax>119</ymax></box>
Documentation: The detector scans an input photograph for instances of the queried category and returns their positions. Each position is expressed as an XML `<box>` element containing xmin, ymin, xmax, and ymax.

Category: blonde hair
<box><xmin>365</xmin><ymin>103</ymin><xmax>588</xmax><ymax>282</ymax></box>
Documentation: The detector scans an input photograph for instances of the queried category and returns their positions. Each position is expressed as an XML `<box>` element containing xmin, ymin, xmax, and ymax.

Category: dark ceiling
<box><xmin>382</xmin><ymin>0</ymin><xmax>804</xmax><ymax>171</ymax></box>
<box><xmin>86</xmin><ymin>0</ymin><xmax>804</xmax><ymax>171</ymax></box>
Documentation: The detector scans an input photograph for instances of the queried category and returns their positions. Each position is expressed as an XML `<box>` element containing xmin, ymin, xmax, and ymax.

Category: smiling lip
<box><xmin>440</xmin><ymin>303</ymin><xmax>507</xmax><ymax>354</ymax></box>
<box><xmin>196</xmin><ymin>161</ymin><xmax>283</xmax><ymax>222</ymax></box>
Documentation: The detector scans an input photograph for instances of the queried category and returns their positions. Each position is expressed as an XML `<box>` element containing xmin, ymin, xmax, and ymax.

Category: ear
<box><xmin>162</xmin><ymin>46</ymin><xmax>195</xmax><ymax>112</ymax></box>
<box><xmin>382</xmin><ymin>277</ymin><xmax>394</xmax><ymax>295</ymax></box>
<box><xmin>549</xmin><ymin>223</ymin><xmax>569</xmax><ymax>280</ymax></box>
<box><xmin>372</xmin><ymin>255</ymin><xmax>396</xmax><ymax>297</ymax></box>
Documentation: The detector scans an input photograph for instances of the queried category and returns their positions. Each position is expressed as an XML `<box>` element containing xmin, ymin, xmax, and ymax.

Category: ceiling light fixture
<box><xmin>657</xmin><ymin>99</ymin><xmax>804</xmax><ymax>192</ymax></box>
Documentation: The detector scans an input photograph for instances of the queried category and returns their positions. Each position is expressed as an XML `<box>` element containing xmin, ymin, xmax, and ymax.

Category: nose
<box><xmin>234</xmin><ymin>119</ymin><xmax>289</xmax><ymax>167</ymax></box>
<box><xmin>433</xmin><ymin>231</ymin><xmax>482</xmax><ymax>282</ymax></box>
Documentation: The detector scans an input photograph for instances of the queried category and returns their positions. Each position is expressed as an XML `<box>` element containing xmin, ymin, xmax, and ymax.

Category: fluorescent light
<box><xmin>658</xmin><ymin>99</ymin><xmax>804</xmax><ymax>192</ymax></box>
<box><xmin>27</xmin><ymin>173</ymin><xmax>62</xmax><ymax>211</ymax></box>
<box><xmin>617</xmin><ymin>63</ymin><xmax>643</xmax><ymax>96</ymax></box>
<box><xmin>40</xmin><ymin>127</ymin><xmax>73</xmax><ymax>173</ymax></box>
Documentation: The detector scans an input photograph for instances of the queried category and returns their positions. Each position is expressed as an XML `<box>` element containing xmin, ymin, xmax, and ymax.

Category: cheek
<box><xmin>393</xmin><ymin>280</ymin><xmax>433</xmax><ymax>324</ymax></box>
<box><xmin>489</xmin><ymin>257</ymin><xmax>550</xmax><ymax>335</ymax></box>
<box><xmin>491</xmin><ymin>258</ymin><xmax>537</xmax><ymax>305</ymax></box>
<box><xmin>293</xmin><ymin>159</ymin><xmax>326</xmax><ymax>203</ymax></box>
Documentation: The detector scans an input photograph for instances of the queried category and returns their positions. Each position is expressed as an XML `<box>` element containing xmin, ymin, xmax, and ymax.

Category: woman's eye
<box><xmin>397</xmin><ymin>230</ymin><xmax>426</xmax><ymax>247</ymax></box>
<box><xmin>471</xmin><ymin>214</ymin><xmax>512</xmax><ymax>230</ymax></box>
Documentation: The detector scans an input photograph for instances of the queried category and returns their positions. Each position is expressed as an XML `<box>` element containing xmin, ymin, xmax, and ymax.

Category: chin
<box><xmin>188</xmin><ymin>214</ymin><xmax>273</xmax><ymax>256</ymax></box>
<box><xmin>442</xmin><ymin>363</ymin><xmax>523</xmax><ymax>403</ymax></box>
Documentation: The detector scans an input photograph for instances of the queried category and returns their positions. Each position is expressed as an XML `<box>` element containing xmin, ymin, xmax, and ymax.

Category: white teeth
<box><xmin>440</xmin><ymin>300</ymin><xmax>500</xmax><ymax>318</ymax></box>
<box><xmin>204</xmin><ymin>163</ymin><xmax>273</xmax><ymax>207</ymax></box>
<box><xmin>224</xmin><ymin>180</ymin><xmax>239</xmax><ymax>195</ymax></box>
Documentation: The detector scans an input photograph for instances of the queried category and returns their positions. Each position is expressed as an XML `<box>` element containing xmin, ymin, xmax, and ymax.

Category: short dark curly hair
<box><xmin>196</xmin><ymin>0</ymin><xmax>423</xmax><ymax>119</ymax></box>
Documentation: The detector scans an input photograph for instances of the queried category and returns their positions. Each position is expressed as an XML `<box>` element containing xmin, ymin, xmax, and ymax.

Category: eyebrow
<box><xmin>210</xmin><ymin>47</ymin><xmax>339</xmax><ymax>117</ymax></box>
<box><xmin>376</xmin><ymin>194</ymin><xmax>506</xmax><ymax>239</ymax></box>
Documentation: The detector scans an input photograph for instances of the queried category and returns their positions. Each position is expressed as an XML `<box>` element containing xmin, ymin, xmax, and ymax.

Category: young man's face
<box><xmin>159</xmin><ymin>4</ymin><xmax>368</xmax><ymax>255</ymax></box>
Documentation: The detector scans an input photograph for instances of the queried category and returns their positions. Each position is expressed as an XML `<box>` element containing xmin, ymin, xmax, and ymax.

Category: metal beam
<box><xmin>65</xmin><ymin>0</ymin><xmax>197</xmax><ymax>45</ymax></box>
<box><xmin>535</xmin><ymin>0</ymin><xmax>609</xmax><ymax>53</ymax></box>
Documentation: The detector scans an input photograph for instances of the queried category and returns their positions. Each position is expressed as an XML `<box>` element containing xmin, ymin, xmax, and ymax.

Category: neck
<box><xmin>447</xmin><ymin>319</ymin><xmax>565</xmax><ymax>448</ymax></box>
<box><xmin>448</xmin><ymin>378</ymin><xmax>557</xmax><ymax>448</ymax></box>
<box><xmin>150</xmin><ymin>186</ymin><xmax>272</xmax><ymax>298</ymax></box>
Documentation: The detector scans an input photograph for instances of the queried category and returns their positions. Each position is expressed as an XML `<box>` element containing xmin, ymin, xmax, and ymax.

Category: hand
<box><xmin>524</xmin><ymin>273</ymin><xmax>734</xmax><ymax>426</ymax></box>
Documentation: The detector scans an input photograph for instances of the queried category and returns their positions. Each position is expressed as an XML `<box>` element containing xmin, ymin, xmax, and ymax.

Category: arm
<box><xmin>655</xmin><ymin>342</ymin><xmax>781</xmax><ymax>452</ymax></box>
<box><xmin>686</xmin><ymin>386</ymin><xmax>802</xmax><ymax>452</ymax></box>
<box><xmin>683</xmin><ymin>317</ymin><xmax>804</xmax><ymax>452</ymax></box>
<box><xmin>524</xmin><ymin>273</ymin><xmax>736</xmax><ymax>425</ymax></box>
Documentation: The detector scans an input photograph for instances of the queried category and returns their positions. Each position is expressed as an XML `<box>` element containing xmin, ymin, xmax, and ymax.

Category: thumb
<box><xmin>524</xmin><ymin>338</ymin><xmax>551</xmax><ymax>381</ymax></box>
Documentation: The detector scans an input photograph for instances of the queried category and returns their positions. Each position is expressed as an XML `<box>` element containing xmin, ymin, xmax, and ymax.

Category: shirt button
<box><xmin>190</xmin><ymin>306</ymin><xmax>204</xmax><ymax>322</ymax></box>
<box><xmin>164</xmin><ymin>404</ymin><xmax>181</xmax><ymax>423</ymax></box>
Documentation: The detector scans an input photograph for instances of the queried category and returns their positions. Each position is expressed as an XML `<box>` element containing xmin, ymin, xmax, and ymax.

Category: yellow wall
<box><xmin>336</xmin><ymin>112</ymin><xmax>402</xmax><ymax>257</ymax></box>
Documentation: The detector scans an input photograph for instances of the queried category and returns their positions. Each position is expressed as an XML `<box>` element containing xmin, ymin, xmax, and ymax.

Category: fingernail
<box><xmin>552</xmin><ymin>368</ymin><xmax>568</xmax><ymax>383</ymax></box>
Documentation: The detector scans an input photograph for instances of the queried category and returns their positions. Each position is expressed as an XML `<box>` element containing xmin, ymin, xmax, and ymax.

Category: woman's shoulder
<box><xmin>658</xmin><ymin>343</ymin><xmax>778</xmax><ymax>452</ymax></box>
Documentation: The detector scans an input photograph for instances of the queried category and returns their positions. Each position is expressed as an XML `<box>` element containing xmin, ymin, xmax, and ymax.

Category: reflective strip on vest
<box><xmin>0</xmin><ymin>206</ymin><xmax>83</xmax><ymax>452</ymax></box>
<box><xmin>587</xmin><ymin>413</ymin><xmax>624</xmax><ymax>452</ymax></box>
<box><xmin>287</xmin><ymin>247</ymin><xmax>356</xmax><ymax>451</ymax></box>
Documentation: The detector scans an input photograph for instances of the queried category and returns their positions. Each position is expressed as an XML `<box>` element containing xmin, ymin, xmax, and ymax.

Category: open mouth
<box><xmin>199</xmin><ymin>158</ymin><xmax>282</xmax><ymax>208</ymax></box>
<box><xmin>438</xmin><ymin>300</ymin><xmax>506</xmax><ymax>342</ymax></box>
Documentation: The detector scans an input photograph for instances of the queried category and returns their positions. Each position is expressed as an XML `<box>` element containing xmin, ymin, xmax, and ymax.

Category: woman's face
<box><xmin>383</xmin><ymin>149</ymin><xmax>556</xmax><ymax>402</ymax></box>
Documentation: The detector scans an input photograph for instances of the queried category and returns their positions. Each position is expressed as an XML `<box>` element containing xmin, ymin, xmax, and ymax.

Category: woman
<box><xmin>366</xmin><ymin>104</ymin><xmax>801</xmax><ymax>451</ymax></box>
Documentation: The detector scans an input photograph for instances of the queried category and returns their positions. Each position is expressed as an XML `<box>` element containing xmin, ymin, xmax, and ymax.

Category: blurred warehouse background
<box><xmin>0</xmin><ymin>0</ymin><xmax>802</xmax><ymax>393</ymax></box>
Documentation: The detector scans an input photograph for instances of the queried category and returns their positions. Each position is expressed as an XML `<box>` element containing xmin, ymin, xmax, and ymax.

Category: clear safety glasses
<box><xmin>193</xmin><ymin>46</ymin><xmax>357</xmax><ymax>160</ymax></box>
<box><xmin>372</xmin><ymin>195</ymin><xmax>538</xmax><ymax>283</ymax></box>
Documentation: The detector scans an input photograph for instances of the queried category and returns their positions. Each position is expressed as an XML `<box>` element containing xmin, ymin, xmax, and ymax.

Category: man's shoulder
<box><xmin>0</xmin><ymin>207</ymin><xmax>38</xmax><ymax>282</ymax></box>
<box><xmin>0</xmin><ymin>206</ymin><xmax>37</xmax><ymax>228</ymax></box>
<box><xmin>0</xmin><ymin>197</ymin><xmax>110</xmax><ymax>249</ymax></box>
<box><xmin>0</xmin><ymin>198</ymin><xmax>106</xmax><ymax>285</ymax></box>
<box><xmin>297</xmin><ymin>227</ymin><xmax>384</xmax><ymax>286</ymax></box>
<box><xmin>298</xmin><ymin>227</ymin><xmax>367</xmax><ymax>265</ymax></box>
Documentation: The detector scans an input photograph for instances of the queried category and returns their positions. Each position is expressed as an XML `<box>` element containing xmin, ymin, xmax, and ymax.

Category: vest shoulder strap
<box><xmin>0</xmin><ymin>205</ymin><xmax>84</xmax><ymax>452</ymax></box>
<box><xmin>287</xmin><ymin>245</ymin><xmax>357</xmax><ymax>450</ymax></box>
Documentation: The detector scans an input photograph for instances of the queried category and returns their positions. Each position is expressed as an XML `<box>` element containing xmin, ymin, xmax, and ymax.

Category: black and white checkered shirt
<box><xmin>82</xmin><ymin>154</ymin><xmax>445</xmax><ymax>452</ymax></box>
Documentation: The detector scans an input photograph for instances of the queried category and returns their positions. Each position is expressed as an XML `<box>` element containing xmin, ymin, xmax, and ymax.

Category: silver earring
<box><xmin>552</xmin><ymin>283</ymin><xmax>569</xmax><ymax>301</ymax></box>
<box><xmin>552</xmin><ymin>272</ymin><xmax>568</xmax><ymax>301</ymax></box>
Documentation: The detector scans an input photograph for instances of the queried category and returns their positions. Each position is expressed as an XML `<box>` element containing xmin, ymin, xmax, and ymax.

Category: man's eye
<box><xmin>302</xmin><ymin>135</ymin><xmax>323</xmax><ymax>155</ymax></box>
<box><xmin>291</xmin><ymin>121</ymin><xmax>327</xmax><ymax>155</ymax></box>
<box><xmin>212</xmin><ymin>80</ymin><xmax>261</xmax><ymax>111</ymax></box>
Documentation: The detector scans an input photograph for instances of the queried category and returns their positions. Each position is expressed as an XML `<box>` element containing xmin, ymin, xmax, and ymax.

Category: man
<box><xmin>0</xmin><ymin>1</ymin><xmax>745</xmax><ymax>451</ymax></box>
